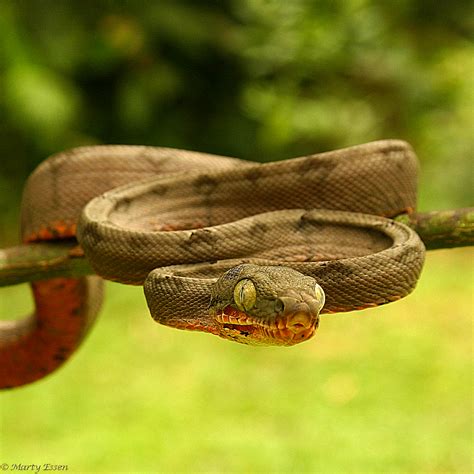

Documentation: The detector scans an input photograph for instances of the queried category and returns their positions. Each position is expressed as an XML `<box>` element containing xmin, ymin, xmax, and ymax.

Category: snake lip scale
<box><xmin>1</xmin><ymin>139</ymin><xmax>426</xmax><ymax>388</ymax></box>
<box><xmin>215</xmin><ymin>306</ymin><xmax>319</xmax><ymax>346</ymax></box>
<box><xmin>215</xmin><ymin>312</ymin><xmax>314</xmax><ymax>330</ymax></box>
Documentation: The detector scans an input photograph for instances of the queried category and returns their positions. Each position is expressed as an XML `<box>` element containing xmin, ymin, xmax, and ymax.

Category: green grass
<box><xmin>1</xmin><ymin>249</ymin><xmax>472</xmax><ymax>473</ymax></box>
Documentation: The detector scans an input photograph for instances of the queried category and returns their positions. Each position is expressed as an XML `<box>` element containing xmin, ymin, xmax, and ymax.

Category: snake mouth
<box><xmin>215</xmin><ymin>309</ymin><xmax>319</xmax><ymax>346</ymax></box>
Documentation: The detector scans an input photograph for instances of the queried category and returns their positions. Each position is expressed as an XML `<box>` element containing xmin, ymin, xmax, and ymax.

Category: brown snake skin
<box><xmin>0</xmin><ymin>140</ymin><xmax>425</xmax><ymax>388</ymax></box>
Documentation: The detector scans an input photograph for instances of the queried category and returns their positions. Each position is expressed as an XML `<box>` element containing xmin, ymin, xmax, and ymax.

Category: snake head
<box><xmin>210</xmin><ymin>264</ymin><xmax>325</xmax><ymax>346</ymax></box>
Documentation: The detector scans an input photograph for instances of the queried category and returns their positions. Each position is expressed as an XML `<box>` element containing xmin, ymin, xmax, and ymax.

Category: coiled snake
<box><xmin>0</xmin><ymin>140</ymin><xmax>425</xmax><ymax>388</ymax></box>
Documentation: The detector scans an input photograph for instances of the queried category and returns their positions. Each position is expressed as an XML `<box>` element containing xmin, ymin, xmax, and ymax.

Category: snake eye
<box><xmin>233</xmin><ymin>279</ymin><xmax>257</xmax><ymax>313</ymax></box>
<box><xmin>314</xmin><ymin>283</ymin><xmax>326</xmax><ymax>308</ymax></box>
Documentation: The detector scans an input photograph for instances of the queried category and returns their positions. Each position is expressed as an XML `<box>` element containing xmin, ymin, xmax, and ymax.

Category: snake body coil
<box><xmin>0</xmin><ymin>140</ymin><xmax>425</xmax><ymax>387</ymax></box>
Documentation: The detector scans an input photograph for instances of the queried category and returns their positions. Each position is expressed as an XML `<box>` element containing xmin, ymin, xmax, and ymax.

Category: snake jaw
<box><xmin>214</xmin><ymin>303</ymin><xmax>320</xmax><ymax>346</ymax></box>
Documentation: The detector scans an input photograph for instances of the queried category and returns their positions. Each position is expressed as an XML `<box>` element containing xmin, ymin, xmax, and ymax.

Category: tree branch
<box><xmin>1</xmin><ymin>207</ymin><xmax>472</xmax><ymax>287</ymax></box>
<box><xmin>0</xmin><ymin>241</ymin><xmax>93</xmax><ymax>287</ymax></box>
<box><xmin>394</xmin><ymin>207</ymin><xmax>474</xmax><ymax>250</ymax></box>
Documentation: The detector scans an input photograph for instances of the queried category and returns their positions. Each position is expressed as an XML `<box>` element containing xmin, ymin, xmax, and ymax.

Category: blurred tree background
<box><xmin>0</xmin><ymin>0</ymin><xmax>473</xmax><ymax>243</ymax></box>
<box><xmin>0</xmin><ymin>1</ymin><xmax>473</xmax><ymax>473</ymax></box>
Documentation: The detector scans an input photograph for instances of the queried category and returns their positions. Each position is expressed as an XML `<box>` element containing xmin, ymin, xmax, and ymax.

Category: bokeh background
<box><xmin>0</xmin><ymin>1</ymin><xmax>472</xmax><ymax>472</ymax></box>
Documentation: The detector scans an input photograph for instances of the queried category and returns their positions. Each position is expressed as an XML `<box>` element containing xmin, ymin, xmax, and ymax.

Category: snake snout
<box><xmin>275</xmin><ymin>290</ymin><xmax>324</xmax><ymax>339</ymax></box>
<box><xmin>280</xmin><ymin>292</ymin><xmax>322</xmax><ymax>316</ymax></box>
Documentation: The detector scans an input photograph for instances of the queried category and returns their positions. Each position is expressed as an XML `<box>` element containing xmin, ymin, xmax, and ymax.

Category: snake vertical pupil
<box><xmin>233</xmin><ymin>279</ymin><xmax>257</xmax><ymax>312</ymax></box>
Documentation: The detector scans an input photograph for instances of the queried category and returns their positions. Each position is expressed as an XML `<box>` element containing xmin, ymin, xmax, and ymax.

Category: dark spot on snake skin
<box><xmin>297</xmin><ymin>212</ymin><xmax>321</xmax><ymax>229</ymax></box>
<box><xmin>250</xmin><ymin>221</ymin><xmax>268</xmax><ymax>237</ymax></box>
<box><xmin>310</xmin><ymin>260</ymin><xmax>355</xmax><ymax>281</ymax></box>
<box><xmin>298</xmin><ymin>157</ymin><xmax>337</xmax><ymax>182</ymax></box>
<box><xmin>243</xmin><ymin>167</ymin><xmax>263</xmax><ymax>183</ymax></box>
<box><xmin>195</xmin><ymin>175</ymin><xmax>218</xmax><ymax>195</ymax></box>
<box><xmin>48</xmin><ymin>156</ymin><xmax>62</xmax><ymax>208</ymax></box>
<box><xmin>297</xmin><ymin>157</ymin><xmax>316</xmax><ymax>175</ymax></box>
<box><xmin>71</xmin><ymin>306</ymin><xmax>81</xmax><ymax>316</ymax></box>
<box><xmin>297</xmin><ymin>214</ymin><xmax>308</xmax><ymax>229</ymax></box>
<box><xmin>395</xmin><ymin>159</ymin><xmax>405</xmax><ymax>171</ymax></box>
<box><xmin>141</xmin><ymin>150</ymin><xmax>171</xmax><ymax>171</ymax></box>
<box><xmin>187</xmin><ymin>229</ymin><xmax>218</xmax><ymax>247</ymax></box>
<box><xmin>240</xmin><ymin>330</ymin><xmax>250</xmax><ymax>337</ymax></box>
<box><xmin>115</xmin><ymin>197</ymin><xmax>131</xmax><ymax>213</ymax></box>
<box><xmin>151</xmin><ymin>185</ymin><xmax>168</xmax><ymax>196</ymax></box>
<box><xmin>83</xmin><ymin>221</ymin><xmax>102</xmax><ymax>247</ymax></box>
<box><xmin>53</xmin><ymin>353</ymin><xmax>67</xmax><ymax>361</ymax></box>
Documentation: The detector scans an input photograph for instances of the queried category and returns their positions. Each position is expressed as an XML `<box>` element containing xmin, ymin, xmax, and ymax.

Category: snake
<box><xmin>0</xmin><ymin>140</ymin><xmax>425</xmax><ymax>388</ymax></box>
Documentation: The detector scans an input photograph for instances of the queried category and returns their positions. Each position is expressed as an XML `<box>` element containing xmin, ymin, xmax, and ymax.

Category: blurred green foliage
<box><xmin>0</xmin><ymin>0</ymin><xmax>473</xmax><ymax>237</ymax></box>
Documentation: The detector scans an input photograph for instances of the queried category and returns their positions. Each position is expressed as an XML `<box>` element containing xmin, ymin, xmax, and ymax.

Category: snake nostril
<box><xmin>291</xmin><ymin>322</ymin><xmax>305</xmax><ymax>330</ymax></box>
<box><xmin>287</xmin><ymin>312</ymin><xmax>312</xmax><ymax>332</ymax></box>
